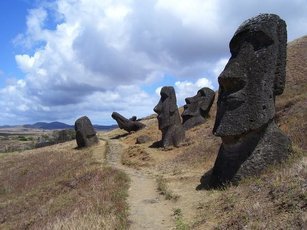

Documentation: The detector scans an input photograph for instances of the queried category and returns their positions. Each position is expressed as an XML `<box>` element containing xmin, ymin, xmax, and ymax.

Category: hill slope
<box><xmin>105</xmin><ymin>35</ymin><xmax>307</xmax><ymax>229</ymax></box>
<box><xmin>0</xmin><ymin>36</ymin><xmax>306</xmax><ymax>229</ymax></box>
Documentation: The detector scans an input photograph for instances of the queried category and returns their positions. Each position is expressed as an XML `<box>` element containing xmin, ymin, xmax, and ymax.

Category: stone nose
<box><xmin>185</xmin><ymin>97</ymin><xmax>193</xmax><ymax>104</ymax></box>
<box><xmin>154</xmin><ymin>102</ymin><xmax>161</xmax><ymax>114</ymax></box>
<box><xmin>218</xmin><ymin>69</ymin><xmax>246</xmax><ymax>94</ymax></box>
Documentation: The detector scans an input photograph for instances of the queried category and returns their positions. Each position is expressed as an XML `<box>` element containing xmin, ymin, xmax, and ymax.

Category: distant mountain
<box><xmin>0</xmin><ymin>121</ymin><xmax>118</xmax><ymax>131</ymax></box>
<box><xmin>23</xmin><ymin>122</ymin><xmax>73</xmax><ymax>130</ymax></box>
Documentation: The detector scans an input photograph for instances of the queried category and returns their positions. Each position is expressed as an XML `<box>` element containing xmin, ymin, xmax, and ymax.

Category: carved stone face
<box><xmin>182</xmin><ymin>87</ymin><xmax>215</xmax><ymax>124</ymax></box>
<box><xmin>154</xmin><ymin>86</ymin><xmax>180</xmax><ymax>130</ymax></box>
<box><xmin>213</xmin><ymin>14</ymin><xmax>287</xmax><ymax>137</ymax></box>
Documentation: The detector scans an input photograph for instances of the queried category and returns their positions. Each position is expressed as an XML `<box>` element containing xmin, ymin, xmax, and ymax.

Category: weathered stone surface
<box><xmin>74</xmin><ymin>116</ymin><xmax>98</xmax><ymax>148</ymax></box>
<box><xmin>136</xmin><ymin>135</ymin><xmax>152</xmax><ymax>144</ymax></box>
<box><xmin>154</xmin><ymin>86</ymin><xmax>185</xmax><ymax>147</ymax></box>
<box><xmin>111</xmin><ymin>112</ymin><xmax>145</xmax><ymax>133</ymax></box>
<box><xmin>209</xmin><ymin>14</ymin><xmax>291</xmax><ymax>187</ymax></box>
<box><xmin>182</xmin><ymin>87</ymin><xmax>215</xmax><ymax>130</ymax></box>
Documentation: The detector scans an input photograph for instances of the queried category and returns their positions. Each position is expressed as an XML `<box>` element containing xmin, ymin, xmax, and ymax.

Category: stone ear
<box><xmin>274</xmin><ymin>18</ymin><xmax>287</xmax><ymax>96</ymax></box>
<box><xmin>199</xmin><ymin>102</ymin><xmax>207</xmax><ymax>112</ymax></box>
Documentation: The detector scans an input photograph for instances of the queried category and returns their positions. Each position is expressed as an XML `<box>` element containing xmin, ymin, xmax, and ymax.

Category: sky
<box><xmin>0</xmin><ymin>0</ymin><xmax>306</xmax><ymax>125</ymax></box>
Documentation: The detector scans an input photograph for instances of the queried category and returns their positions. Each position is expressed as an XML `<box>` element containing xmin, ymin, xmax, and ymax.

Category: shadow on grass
<box><xmin>111</xmin><ymin>133</ymin><xmax>130</xmax><ymax>139</ymax></box>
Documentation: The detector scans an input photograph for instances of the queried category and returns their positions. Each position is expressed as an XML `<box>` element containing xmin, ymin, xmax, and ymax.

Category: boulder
<box><xmin>74</xmin><ymin>116</ymin><xmax>98</xmax><ymax>148</ymax></box>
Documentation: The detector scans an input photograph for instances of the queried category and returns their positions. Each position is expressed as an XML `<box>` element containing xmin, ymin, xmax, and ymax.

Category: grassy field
<box><xmin>0</xmin><ymin>141</ymin><xmax>130</xmax><ymax>229</ymax></box>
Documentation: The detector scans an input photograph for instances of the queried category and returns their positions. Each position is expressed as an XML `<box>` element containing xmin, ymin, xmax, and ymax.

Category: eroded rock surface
<box><xmin>154</xmin><ymin>86</ymin><xmax>185</xmax><ymax>148</ymax></box>
<box><xmin>75</xmin><ymin>116</ymin><xmax>98</xmax><ymax>148</ymax></box>
<box><xmin>208</xmin><ymin>14</ymin><xmax>291</xmax><ymax>187</ymax></box>
<box><xmin>182</xmin><ymin>87</ymin><xmax>215</xmax><ymax>130</ymax></box>
<box><xmin>112</xmin><ymin>112</ymin><xmax>145</xmax><ymax>133</ymax></box>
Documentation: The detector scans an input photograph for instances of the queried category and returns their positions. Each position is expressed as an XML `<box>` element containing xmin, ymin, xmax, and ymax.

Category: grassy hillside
<box><xmin>108</xmin><ymin>36</ymin><xmax>307</xmax><ymax>229</ymax></box>
<box><xmin>0</xmin><ymin>140</ymin><xmax>129</xmax><ymax>229</ymax></box>
<box><xmin>0</xmin><ymin>36</ymin><xmax>306</xmax><ymax>229</ymax></box>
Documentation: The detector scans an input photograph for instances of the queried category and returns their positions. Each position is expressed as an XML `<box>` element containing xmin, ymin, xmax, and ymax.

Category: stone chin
<box><xmin>213</xmin><ymin>98</ymin><xmax>275</xmax><ymax>137</ymax></box>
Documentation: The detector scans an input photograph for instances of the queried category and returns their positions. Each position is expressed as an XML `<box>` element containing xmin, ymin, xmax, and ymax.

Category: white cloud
<box><xmin>155</xmin><ymin>77</ymin><xmax>213</xmax><ymax>107</ymax></box>
<box><xmin>1</xmin><ymin>0</ymin><xmax>307</xmax><ymax>125</ymax></box>
<box><xmin>174</xmin><ymin>78</ymin><xmax>213</xmax><ymax>106</ymax></box>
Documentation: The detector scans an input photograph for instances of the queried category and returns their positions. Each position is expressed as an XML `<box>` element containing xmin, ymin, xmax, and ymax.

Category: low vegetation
<box><xmin>0</xmin><ymin>129</ymin><xmax>75</xmax><ymax>153</ymax></box>
<box><xmin>191</xmin><ymin>146</ymin><xmax>306</xmax><ymax>229</ymax></box>
<box><xmin>0</xmin><ymin>141</ymin><xmax>129</xmax><ymax>229</ymax></box>
<box><xmin>156</xmin><ymin>175</ymin><xmax>180</xmax><ymax>201</ymax></box>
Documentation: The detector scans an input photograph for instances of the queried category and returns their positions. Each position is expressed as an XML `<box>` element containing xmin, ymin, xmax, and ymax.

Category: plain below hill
<box><xmin>0</xmin><ymin>121</ymin><xmax>117</xmax><ymax>131</ymax></box>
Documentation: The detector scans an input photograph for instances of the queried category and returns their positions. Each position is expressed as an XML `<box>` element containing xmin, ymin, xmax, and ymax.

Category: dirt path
<box><xmin>103</xmin><ymin>136</ymin><xmax>176</xmax><ymax>230</ymax></box>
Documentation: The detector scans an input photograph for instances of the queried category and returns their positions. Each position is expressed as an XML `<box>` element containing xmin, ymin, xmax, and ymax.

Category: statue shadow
<box><xmin>149</xmin><ymin>140</ymin><xmax>162</xmax><ymax>148</ymax></box>
<box><xmin>111</xmin><ymin>133</ymin><xmax>130</xmax><ymax>139</ymax></box>
<box><xmin>196</xmin><ymin>169</ymin><xmax>227</xmax><ymax>191</ymax></box>
<box><xmin>196</xmin><ymin>169</ymin><xmax>213</xmax><ymax>190</ymax></box>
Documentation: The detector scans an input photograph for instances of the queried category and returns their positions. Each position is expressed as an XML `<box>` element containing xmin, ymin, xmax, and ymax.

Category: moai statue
<box><xmin>111</xmin><ymin>112</ymin><xmax>145</xmax><ymax>133</ymax></box>
<box><xmin>154</xmin><ymin>86</ymin><xmax>185</xmax><ymax>148</ymax></box>
<box><xmin>75</xmin><ymin>116</ymin><xmax>99</xmax><ymax>148</ymax></box>
<box><xmin>209</xmin><ymin>14</ymin><xmax>291</xmax><ymax>187</ymax></box>
<box><xmin>182</xmin><ymin>87</ymin><xmax>215</xmax><ymax>130</ymax></box>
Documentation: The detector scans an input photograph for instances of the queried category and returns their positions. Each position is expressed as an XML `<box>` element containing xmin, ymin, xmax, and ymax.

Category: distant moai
<box><xmin>154</xmin><ymin>86</ymin><xmax>185</xmax><ymax>148</ymax></box>
<box><xmin>111</xmin><ymin>112</ymin><xmax>145</xmax><ymax>133</ymax></box>
<box><xmin>208</xmin><ymin>14</ymin><xmax>291</xmax><ymax>187</ymax></box>
<box><xmin>182</xmin><ymin>87</ymin><xmax>215</xmax><ymax>130</ymax></box>
<box><xmin>74</xmin><ymin>116</ymin><xmax>98</xmax><ymax>148</ymax></box>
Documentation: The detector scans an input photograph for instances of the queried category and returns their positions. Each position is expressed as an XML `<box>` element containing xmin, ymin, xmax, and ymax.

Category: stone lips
<box><xmin>74</xmin><ymin>116</ymin><xmax>99</xmax><ymax>148</ymax></box>
<box><xmin>182</xmin><ymin>87</ymin><xmax>215</xmax><ymax>130</ymax></box>
<box><xmin>111</xmin><ymin>112</ymin><xmax>145</xmax><ymax>133</ymax></box>
<box><xmin>208</xmin><ymin>13</ymin><xmax>291</xmax><ymax>187</ymax></box>
<box><xmin>154</xmin><ymin>86</ymin><xmax>185</xmax><ymax>148</ymax></box>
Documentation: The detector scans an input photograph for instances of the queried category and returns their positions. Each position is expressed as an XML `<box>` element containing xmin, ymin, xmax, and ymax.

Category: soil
<box><xmin>102</xmin><ymin>134</ymin><xmax>177</xmax><ymax>229</ymax></box>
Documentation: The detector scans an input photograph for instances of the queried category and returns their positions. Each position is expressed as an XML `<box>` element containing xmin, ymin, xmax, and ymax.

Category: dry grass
<box><xmin>276</xmin><ymin>36</ymin><xmax>307</xmax><ymax>150</ymax></box>
<box><xmin>121</xmin><ymin>145</ymin><xmax>154</xmax><ymax>169</ymax></box>
<box><xmin>0</xmin><ymin>141</ymin><xmax>129</xmax><ymax>229</ymax></box>
<box><xmin>1</xmin><ymin>36</ymin><xmax>305</xmax><ymax>229</ymax></box>
<box><xmin>156</xmin><ymin>175</ymin><xmax>180</xmax><ymax>201</ymax></box>
<box><xmin>105</xmin><ymin>36</ymin><xmax>307</xmax><ymax>229</ymax></box>
<box><xmin>191</xmin><ymin>146</ymin><xmax>307</xmax><ymax>229</ymax></box>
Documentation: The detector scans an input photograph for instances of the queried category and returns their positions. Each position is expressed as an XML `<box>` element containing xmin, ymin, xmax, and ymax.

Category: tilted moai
<box><xmin>111</xmin><ymin>112</ymin><xmax>145</xmax><ymax>133</ymax></box>
<box><xmin>209</xmin><ymin>14</ymin><xmax>291</xmax><ymax>187</ymax></box>
<box><xmin>74</xmin><ymin>116</ymin><xmax>99</xmax><ymax>148</ymax></box>
<box><xmin>154</xmin><ymin>86</ymin><xmax>185</xmax><ymax>148</ymax></box>
<box><xmin>182</xmin><ymin>87</ymin><xmax>215</xmax><ymax>130</ymax></box>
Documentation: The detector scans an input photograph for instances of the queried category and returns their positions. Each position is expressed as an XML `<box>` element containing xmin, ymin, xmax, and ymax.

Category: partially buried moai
<box><xmin>111</xmin><ymin>112</ymin><xmax>145</xmax><ymax>133</ymax></box>
<box><xmin>181</xmin><ymin>87</ymin><xmax>215</xmax><ymax>130</ymax></box>
<box><xmin>75</xmin><ymin>116</ymin><xmax>99</xmax><ymax>148</ymax></box>
<box><xmin>209</xmin><ymin>14</ymin><xmax>291</xmax><ymax>187</ymax></box>
<box><xmin>154</xmin><ymin>86</ymin><xmax>185</xmax><ymax>148</ymax></box>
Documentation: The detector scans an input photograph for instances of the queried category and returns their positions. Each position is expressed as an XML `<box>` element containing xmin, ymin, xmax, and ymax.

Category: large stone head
<box><xmin>154</xmin><ymin>86</ymin><xmax>181</xmax><ymax>130</ymax></box>
<box><xmin>74</xmin><ymin>116</ymin><xmax>98</xmax><ymax>147</ymax></box>
<box><xmin>182</xmin><ymin>87</ymin><xmax>215</xmax><ymax>128</ymax></box>
<box><xmin>213</xmin><ymin>14</ymin><xmax>287</xmax><ymax>137</ymax></box>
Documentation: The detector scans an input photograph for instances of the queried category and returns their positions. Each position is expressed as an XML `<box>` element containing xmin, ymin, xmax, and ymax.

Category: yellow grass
<box><xmin>0</xmin><ymin>141</ymin><xmax>129</xmax><ymax>229</ymax></box>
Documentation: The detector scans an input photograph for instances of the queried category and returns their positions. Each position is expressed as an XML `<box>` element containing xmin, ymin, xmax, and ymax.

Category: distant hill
<box><xmin>0</xmin><ymin>122</ymin><xmax>117</xmax><ymax>131</ymax></box>
<box><xmin>23</xmin><ymin>122</ymin><xmax>72</xmax><ymax>130</ymax></box>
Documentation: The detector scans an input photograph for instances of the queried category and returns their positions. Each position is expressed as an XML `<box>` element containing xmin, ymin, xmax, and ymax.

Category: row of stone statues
<box><xmin>111</xmin><ymin>86</ymin><xmax>215</xmax><ymax>147</ymax></box>
<box><xmin>154</xmin><ymin>86</ymin><xmax>215</xmax><ymax>147</ymax></box>
<box><xmin>74</xmin><ymin>13</ymin><xmax>291</xmax><ymax>187</ymax></box>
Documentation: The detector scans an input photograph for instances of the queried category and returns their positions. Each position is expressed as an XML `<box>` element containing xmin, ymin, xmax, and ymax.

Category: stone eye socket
<box><xmin>247</xmin><ymin>31</ymin><xmax>274</xmax><ymax>51</ymax></box>
<box><xmin>160</xmin><ymin>92</ymin><xmax>169</xmax><ymax>102</ymax></box>
<box><xmin>230</xmin><ymin>30</ymin><xmax>274</xmax><ymax>56</ymax></box>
